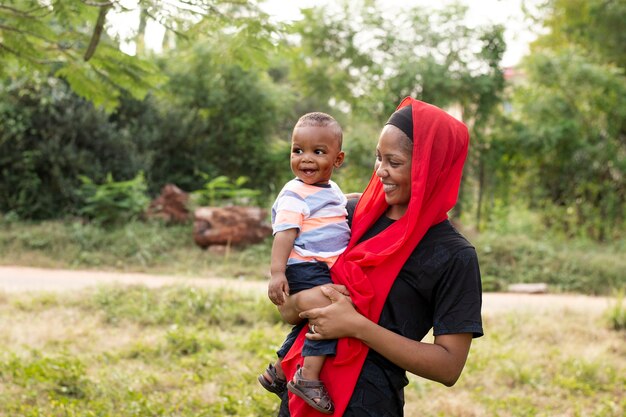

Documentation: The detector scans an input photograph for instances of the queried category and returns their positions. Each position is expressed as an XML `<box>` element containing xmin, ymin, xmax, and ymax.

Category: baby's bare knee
<box><xmin>294</xmin><ymin>287</ymin><xmax>331</xmax><ymax>312</ymax></box>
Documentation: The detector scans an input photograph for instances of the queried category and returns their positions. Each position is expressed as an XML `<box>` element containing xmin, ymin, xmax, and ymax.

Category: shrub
<box><xmin>189</xmin><ymin>174</ymin><xmax>261</xmax><ymax>207</ymax></box>
<box><xmin>78</xmin><ymin>172</ymin><xmax>150</xmax><ymax>226</ymax></box>
<box><xmin>0</xmin><ymin>76</ymin><xmax>147</xmax><ymax>220</ymax></box>
<box><xmin>605</xmin><ymin>291</ymin><xmax>626</xmax><ymax>331</ymax></box>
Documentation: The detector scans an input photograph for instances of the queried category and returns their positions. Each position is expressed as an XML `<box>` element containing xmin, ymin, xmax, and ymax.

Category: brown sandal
<box><xmin>287</xmin><ymin>367</ymin><xmax>334</xmax><ymax>415</ymax></box>
<box><xmin>258</xmin><ymin>363</ymin><xmax>287</xmax><ymax>397</ymax></box>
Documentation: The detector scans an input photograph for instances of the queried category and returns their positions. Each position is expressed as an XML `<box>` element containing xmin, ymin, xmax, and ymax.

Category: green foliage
<box><xmin>0</xmin><ymin>219</ymin><xmax>272</xmax><ymax>277</ymax></box>
<box><xmin>79</xmin><ymin>172</ymin><xmax>150</xmax><ymax>226</ymax></box>
<box><xmin>0</xmin><ymin>0</ymin><xmax>166</xmax><ymax>112</ymax></box>
<box><xmin>531</xmin><ymin>0</ymin><xmax>626</xmax><ymax>69</ymax></box>
<box><xmin>190</xmin><ymin>175</ymin><xmax>261</xmax><ymax>207</ymax></box>
<box><xmin>0</xmin><ymin>0</ymin><xmax>275</xmax><ymax>111</ymax></box>
<box><xmin>151</xmin><ymin>40</ymin><xmax>288</xmax><ymax>196</ymax></box>
<box><xmin>605</xmin><ymin>291</ymin><xmax>626</xmax><ymax>332</ymax></box>
<box><xmin>512</xmin><ymin>47</ymin><xmax>626</xmax><ymax>240</ymax></box>
<box><xmin>475</xmin><ymin>231</ymin><xmax>625</xmax><ymax>295</ymax></box>
<box><xmin>0</xmin><ymin>76</ymin><xmax>147</xmax><ymax>220</ymax></box>
<box><xmin>4</xmin><ymin>353</ymin><xmax>90</xmax><ymax>399</ymax></box>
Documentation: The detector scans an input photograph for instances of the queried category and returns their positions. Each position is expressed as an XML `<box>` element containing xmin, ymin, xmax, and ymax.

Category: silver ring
<box><xmin>311</xmin><ymin>324</ymin><xmax>316</xmax><ymax>334</ymax></box>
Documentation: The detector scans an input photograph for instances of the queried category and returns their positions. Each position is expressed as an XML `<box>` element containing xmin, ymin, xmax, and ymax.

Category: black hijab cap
<box><xmin>385</xmin><ymin>105</ymin><xmax>413</xmax><ymax>141</ymax></box>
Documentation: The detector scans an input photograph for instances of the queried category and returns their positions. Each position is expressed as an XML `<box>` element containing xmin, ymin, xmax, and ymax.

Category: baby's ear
<box><xmin>334</xmin><ymin>151</ymin><xmax>345</xmax><ymax>167</ymax></box>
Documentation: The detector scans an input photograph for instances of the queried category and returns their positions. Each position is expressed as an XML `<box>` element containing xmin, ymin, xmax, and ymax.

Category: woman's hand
<box><xmin>299</xmin><ymin>285</ymin><xmax>364</xmax><ymax>340</ymax></box>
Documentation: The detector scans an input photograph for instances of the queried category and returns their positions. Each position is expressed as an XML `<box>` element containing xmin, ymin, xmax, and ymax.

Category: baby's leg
<box><xmin>277</xmin><ymin>286</ymin><xmax>332</xmax><ymax>324</ymax></box>
<box><xmin>301</xmin><ymin>354</ymin><xmax>325</xmax><ymax>381</ymax></box>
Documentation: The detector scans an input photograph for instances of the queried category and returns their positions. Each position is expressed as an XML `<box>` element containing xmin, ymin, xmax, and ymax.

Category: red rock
<box><xmin>193</xmin><ymin>206</ymin><xmax>272</xmax><ymax>248</ymax></box>
<box><xmin>147</xmin><ymin>184</ymin><xmax>190</xmax><ymax>223</ymax></box>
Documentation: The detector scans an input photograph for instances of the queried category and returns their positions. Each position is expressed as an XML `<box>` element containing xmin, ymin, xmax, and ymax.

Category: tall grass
<box><xmin>0</xmin><ymin>285</ymin><xmax>624</xmax><ymax>416</ymax></box>
<box><xmin>0</xmin><ymin>218</ymin><xmax>271</xmax><ymax>279</ymax></box>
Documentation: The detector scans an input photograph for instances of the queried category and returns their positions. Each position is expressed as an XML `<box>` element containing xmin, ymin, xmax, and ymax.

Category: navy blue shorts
<box><xmin>276</xmin><ymin>262</ymin><xmax>337</xmax><ymax>358</ymax></box>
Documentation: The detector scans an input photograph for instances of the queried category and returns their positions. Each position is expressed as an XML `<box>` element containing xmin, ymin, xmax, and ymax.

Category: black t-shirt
<box><xmin>347</xmin><ymin>198</ymin><xmax>483</xmax><ymax>384</ymax></box>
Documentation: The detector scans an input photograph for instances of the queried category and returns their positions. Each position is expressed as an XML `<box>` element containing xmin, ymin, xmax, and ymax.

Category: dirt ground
<box><xmin>0</xmin><ymin>266</ymin><xmax>613</xmax><ymax>315</ymax></box>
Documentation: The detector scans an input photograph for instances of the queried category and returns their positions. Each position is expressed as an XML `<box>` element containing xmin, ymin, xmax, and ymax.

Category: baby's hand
<box><xmin>268</xmin><ymin>274</ymin><xmax>289</xmax><ymax>306</ymax></box>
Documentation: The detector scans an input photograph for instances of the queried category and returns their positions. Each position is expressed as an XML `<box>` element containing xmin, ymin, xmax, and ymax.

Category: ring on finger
<box><xmin>310</xmin><ymin>324</ymin><xmax>317</xmax><ymax>334</ymax></box>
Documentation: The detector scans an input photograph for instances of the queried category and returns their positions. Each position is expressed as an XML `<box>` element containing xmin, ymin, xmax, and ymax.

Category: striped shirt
<box><xmin>272</xmin><ymin>179</ymin><xmax>350</xmax><ymax>268</ymax></box>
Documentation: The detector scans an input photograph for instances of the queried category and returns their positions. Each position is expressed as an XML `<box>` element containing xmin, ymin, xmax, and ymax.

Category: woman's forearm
<box><xmin>301</xmin><ymin>287</ymin><xmax>473</xmax><ymax>386</ymax></box>
<box><xmin>352</xmin><ymin>316</ymin><xmax>472</xmax><ymax>386</ymax></box>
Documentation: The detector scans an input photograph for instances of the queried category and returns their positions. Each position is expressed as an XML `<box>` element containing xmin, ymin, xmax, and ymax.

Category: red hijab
<box><xmin>281</xmin><ymin>97</ymin><xmax>470</xmax><ymax>416</ymax></box>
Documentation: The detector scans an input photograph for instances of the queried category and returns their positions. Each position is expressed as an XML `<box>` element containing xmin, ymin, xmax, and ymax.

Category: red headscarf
<box><xmin>281</xmin><ymin>97</ymin><xmax>470</xmax><ymax>416</ymax></box>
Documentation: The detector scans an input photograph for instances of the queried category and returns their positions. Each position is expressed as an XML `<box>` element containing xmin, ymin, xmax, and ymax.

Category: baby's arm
<box><xmin>268</xmin><ymin>228</ymin><xmax>298</xmax><ymax>305</ymax></box>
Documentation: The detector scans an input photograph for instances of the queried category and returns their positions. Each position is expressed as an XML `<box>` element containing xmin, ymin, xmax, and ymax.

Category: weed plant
<box><xmin>0</xmin><ymin>285</ymin><xmax>624</xmax><ymax>416</ymax></box>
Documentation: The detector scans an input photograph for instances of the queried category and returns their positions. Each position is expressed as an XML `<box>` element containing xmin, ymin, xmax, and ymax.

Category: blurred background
<box><xmin>1</xmin><ymin>2</ymin><xmax>625</xmax><ymax>416</ymax></box>
<box><xmin>0</xmin><ymin>0</ymin><xmax>624</xmax><ymax>294</ymax></box>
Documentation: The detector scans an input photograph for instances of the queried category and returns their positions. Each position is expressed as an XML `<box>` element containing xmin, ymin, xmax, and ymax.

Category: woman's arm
<box><xmin>300</xmin><ymin>286</ymin><xmax>473</xmax><ymax>387</ymax></box>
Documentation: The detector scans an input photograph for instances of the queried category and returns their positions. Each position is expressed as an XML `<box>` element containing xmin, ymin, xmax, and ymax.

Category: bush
<box><xmin>78</xmin><ymin>172</ymin><xmax>150</xmax><ymax>226</ymax></box>
<box><xmin>476</xmin><ymin>232</ymin><xmax>625</xmax><ymax>295</ymax></box>
<box><xmin>189</xmin><ymin>174</ymin><xmax>261</xmax><ymax>207</ymax></box>
<box><xmin>0</xmin><ymin>76</ymin><xmax>147</xmax><ymax>220</ymax></box>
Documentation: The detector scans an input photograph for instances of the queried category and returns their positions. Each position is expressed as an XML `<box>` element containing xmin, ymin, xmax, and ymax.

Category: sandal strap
<box><xmin>293</xmin><ymin>368</ymin><xmax>325</xmax><ymax>388</ymax></box>
<box><xmin>290</xmin><ymin>368</ymin><xmax>334</xmax><ymax>412</ymax></box>
<box><xmin>267</xmin><ymin>363</ymin><xmax>286</xmax><ymax>383</ymax></box>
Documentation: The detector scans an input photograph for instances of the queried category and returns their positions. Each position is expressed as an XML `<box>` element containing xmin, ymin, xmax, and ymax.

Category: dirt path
<box><xmin>0</xmin><ymin>266</ymin><xmax>266</xmax><ymax>294</ymax></box>
<box><xmin>0</xmin><ymin>266</ymin><xmax>614</xmax><ymax>314</ymax></box>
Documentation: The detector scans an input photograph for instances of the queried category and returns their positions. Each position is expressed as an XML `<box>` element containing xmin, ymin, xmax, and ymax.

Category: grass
<box><xmin>2</xmin><ymin>217</ymin><xmax>624</xmax><ymax>295</ymax></box>
<box><xmin>0</xmin><ymin>285</ymin><xmax>624</xmax><ymax>417</ymax></box>
<box><xmin>0</xmin><ymin>219</ymin><xmax>271</xmax><ymax>279</ymax></box>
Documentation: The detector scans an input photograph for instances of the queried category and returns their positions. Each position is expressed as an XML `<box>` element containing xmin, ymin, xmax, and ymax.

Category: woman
<box><xmin>276</xmin><ymin>97</ymin><xmax>483</xmax><ymax>416</ymax></box>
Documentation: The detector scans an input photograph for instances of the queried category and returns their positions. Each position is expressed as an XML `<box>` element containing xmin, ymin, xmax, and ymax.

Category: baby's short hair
<box><xmin>294</xmin><ymin>112</ymin><xmax>343</xmax><ymax>148</ymax></box>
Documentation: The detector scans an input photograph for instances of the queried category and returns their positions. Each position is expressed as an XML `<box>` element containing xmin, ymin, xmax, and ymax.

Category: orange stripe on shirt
<box><xmin>274</xmin><ymin>210</ymin><xmax>303</xmax><ymax>228</ymax></box>
<box><xmin>300</xmin><ymin>215</ymin><xmax>347</xmax><ymax>233</ymax></box>
<box><xmin>288</xmin><ymin>252</ymin><xmax>340</xmax><ymax>268</ymax></box>
<box><xmin>286</xmin><ymin>182</ymin><xmax>328</xmax><ymax>199</ymax></box>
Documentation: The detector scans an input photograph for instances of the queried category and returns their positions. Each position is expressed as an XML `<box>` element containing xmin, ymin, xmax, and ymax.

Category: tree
<box><xmin>508</xmin><ymin>0</ymin><xmax>626</xmax><ymax>239</ymax></box>
<box><xmin>0</xmin><ymin>0</ymin><xmax>275</xmax><ymax>111</ymax></box>
<box><xmin>276</xmin><ymin>2</ymin><xmax>507</xmax><ymax>210</ymax></box>
<box><xmin>530</xmin><ymin>0</ymin><xmax>626</xmax><ymax>69</ymax></box>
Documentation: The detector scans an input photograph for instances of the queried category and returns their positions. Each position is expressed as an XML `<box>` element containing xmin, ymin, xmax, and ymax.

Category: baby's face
<box><xmin>290</xmin><ymin>126</ymin><xmax>344</xmax><ymax>185</ymax></box>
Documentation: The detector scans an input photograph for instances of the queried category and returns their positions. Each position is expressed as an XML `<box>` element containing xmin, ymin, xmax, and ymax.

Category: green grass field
<box><xmin>1</xmin><ymin>218</ymin><xmax>624</xmax><ymax>415</ymax></box>
<box><xmin>1</xmin><ymin>285</ymin><xmax>624</xmax><ymax>417</ymax></box>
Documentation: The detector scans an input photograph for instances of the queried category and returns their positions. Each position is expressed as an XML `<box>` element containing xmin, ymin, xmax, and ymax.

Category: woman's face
<box><xmin>375</xmin><ymin>125</ymin><xmax>412</xmax><ymax>219</ymax></box>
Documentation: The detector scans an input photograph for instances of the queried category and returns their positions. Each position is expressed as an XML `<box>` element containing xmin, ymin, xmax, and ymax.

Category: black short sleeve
<box><xmin>433</xmin><ymin>247</ymin><xmax>483</xmax><ymax>337</ymax></box>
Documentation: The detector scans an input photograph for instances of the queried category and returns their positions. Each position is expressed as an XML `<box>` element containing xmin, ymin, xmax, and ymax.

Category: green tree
<box><xmin>514</xmin><ymin>50</ymin><xmax>626</xmax><ymax>239</ymax></box>
<box><xmin>0</xmin><ymin>0</ymin><xmax>275</xmax><ymax>111</ymax></box>
<box><xmin>531</xmin><ymin>0</ymin><xmax>626</xmax><ymax>68</ymax></box>
<box><xmin>0</xmin><ymin>76</ymin><xmax>146</xmax><ymax>219</ymax></box>
<box><xmin>144</xmin><ymin>36</ymin><xmax>289</xmax><ymax>196</ymax></box>
<box><xmin>280</xmin><ymin>2</ymin><xmax>507</xmax><ymax>219</ymax></box>
<box><xmin>508</xmin><ymin>0</ymin><xmax>626</xmax><ymax>239</ymax></box>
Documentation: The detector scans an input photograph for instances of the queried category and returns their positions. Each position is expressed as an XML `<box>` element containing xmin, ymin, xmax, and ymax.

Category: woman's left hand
<box><xmin>300</xmin><ymin>285</ymin><xmax>364</xmax><ymax>340</ymax></box>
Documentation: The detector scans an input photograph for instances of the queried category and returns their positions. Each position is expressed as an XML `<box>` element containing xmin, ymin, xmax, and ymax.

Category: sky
<box><xmin>109</xmin><ymin>0</ymin><xmax>539</xmax><ymax>67</ymax></box>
